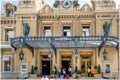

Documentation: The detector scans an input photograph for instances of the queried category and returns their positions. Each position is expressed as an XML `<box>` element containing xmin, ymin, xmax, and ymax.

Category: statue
<box><xmin>23</xmin><ymin>23</ymin><xmax>30</xmax><ymax>37</ymax></box>
<box><xmin>103</xmin><ymin>16</ymin><xmax>113</xmax><ymax>36</ymax></box>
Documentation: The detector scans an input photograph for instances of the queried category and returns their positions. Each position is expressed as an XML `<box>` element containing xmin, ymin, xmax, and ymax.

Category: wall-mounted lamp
<box><xmin>19</xmin><ymin>50</ymin><xmax>24</xmax><ymax>61</ymax></box>
<box><xmin>48</xmin><ymin>50</ymin><xmax>52</xmax><ymax>58</ymax></box>
<box><xmin>103</xmin><ymin>49</ymin><xmax>107</xmax><ymax>60</ymax></box>
<box><xmin>75</xmin><ymin>49</ymin><xmax>78</xmax><ymax>64</ymax></box>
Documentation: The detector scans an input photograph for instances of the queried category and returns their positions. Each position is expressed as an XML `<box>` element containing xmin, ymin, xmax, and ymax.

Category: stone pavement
<box><xmin>29</xmin><ymin>77</ymin><xmax>103</xmax><ymax>80</ymax></box>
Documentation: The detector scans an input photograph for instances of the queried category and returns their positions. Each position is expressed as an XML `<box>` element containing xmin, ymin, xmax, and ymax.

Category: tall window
<box><xmin>3</xmin><ymin>56</ymin><xmax>12</xmax><ymax>72</ymax></box>
<box><xmin>82</xmin><ymin>25</ymin><xmax>90</xmax><ymax>36</ymax></box>
<box><xmin>5</xmin><ymin>29</ymin><xmax>14</xmax><ymax>41</ymax></box>
<box><xmin>44</xmin><ymin>26</ymin><xmax>51</xmax><ymax>37</ymax></box>
<box><xmin>63</xmin><ymin>26</ymin><xmax>71</xmax><ymax>36</ymax></box>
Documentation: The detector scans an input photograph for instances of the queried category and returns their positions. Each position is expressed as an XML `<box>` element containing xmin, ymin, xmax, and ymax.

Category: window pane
<box><xmin>63</xmin><ymin>26</ymin><xmax>71</xmax><ymax>36</ymax></box>
<box><xmin>82</xmin><ymin>26</ymin><xmax>90</xmax><ymax>36</ymax></box>
<box><xmin>5</xmin><ymin>30</ymin><xmax>14</xmax><ymax>41</ymax></box>
<box><xmin>4</xmin><ymin>61</ymin><xmax>11</xmax><ymax>71</ymax></box>
<box><xmin>44</xmin><ymin>26</ymin><xmax>51</xmax><ymax>37</ymax></box>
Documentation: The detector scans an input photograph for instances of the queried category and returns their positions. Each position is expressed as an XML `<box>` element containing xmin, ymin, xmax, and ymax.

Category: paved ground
<box><xmin>29</xmin><ymin>77</ymin><xmax>103</xmax><ymax>79</ymax></box>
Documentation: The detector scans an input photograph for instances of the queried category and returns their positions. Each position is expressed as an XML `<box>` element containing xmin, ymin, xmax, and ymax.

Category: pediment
<box><xmin>4</xmin><ymin>2</ymin><xmax>15</xmax><ymax>10</ymax></box>
<box><xmin>41</xmin><ymin>4</ymin><xmax>53</xmax><ymax>13</ymax></box>
<box><xmin>79</xmin><ymin>3</ymin><xmax>93</xmax><ymax>12</ymax></box>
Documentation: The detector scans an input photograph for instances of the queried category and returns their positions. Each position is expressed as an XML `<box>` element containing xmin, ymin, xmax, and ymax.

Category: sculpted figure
<box><xmin>23</xmin><ymin>23</ymin><xmax>30</xmax><ymax>37</ymax></box>
<box><xmin>103</xmin><ymin>16</ymin><xmax>113</xmax><ymax>36</ymax></box>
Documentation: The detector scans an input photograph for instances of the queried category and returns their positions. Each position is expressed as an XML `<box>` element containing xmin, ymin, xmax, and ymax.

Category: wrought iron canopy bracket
<box><xmin>10</xmin><ymin>43</ymin><xmax>17</xmax><ymax>51</ymax></box>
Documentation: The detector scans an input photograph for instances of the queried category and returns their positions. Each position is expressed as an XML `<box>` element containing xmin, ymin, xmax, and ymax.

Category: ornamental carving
<box><xmin>42</xmin><ymin>4</ymin><xmax>52</xmax><ymax>13</ymax></box>
<box><xmin>4</xmin><ymin>2</ymin><xmax>15</xmax><ymax>10</ymax></box>
<box><xmin>79</xmin><ymin>3</ymin><xmax>92</xmax><ymax>12</ymax></box>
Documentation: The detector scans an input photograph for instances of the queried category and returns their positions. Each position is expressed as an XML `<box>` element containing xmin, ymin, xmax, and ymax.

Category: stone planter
<box><xmin>77</xmin><ymin>74</ymin><xmax>81</xmax><ymax>78</ymax></box>
<box><xmin>30</xmin><ymin>74</ymin><xmax>37</xmax><ymax>78</ymax></box>
<box><xmin>94</xmin><ymin>74</ymin><xmax>102</xmax><ymax>77</ymax></box>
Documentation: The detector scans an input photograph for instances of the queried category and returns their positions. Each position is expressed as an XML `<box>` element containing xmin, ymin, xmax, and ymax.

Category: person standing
<box><xmin>62</xmin><ymin>68</ymin><xmax>66</xmax><ymax>78</ymax></box>
<box><xmin>87</xmin><ymin>67</ymin><xmax>91</xmax><ymax>77</ymax></box>
<box><xmin>68</xmin><ymin>66</ymin><xmax>71</xmax><ymax>76</ymax></box>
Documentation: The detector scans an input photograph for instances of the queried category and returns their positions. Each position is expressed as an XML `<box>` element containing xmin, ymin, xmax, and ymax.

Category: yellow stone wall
<box><xmin>96</xmin><ymin>18</ymin><xmax>118</xmax><ymax>37</ymax></box>
<box><xmin>15</xmin><ymin>15</ymin><xmax>37</xmax><ymax>37</ymax></box>
<box><xmin>14</xmin><ymin>48</ymin><xmax>36</xmax><ymax>72</ymax></box>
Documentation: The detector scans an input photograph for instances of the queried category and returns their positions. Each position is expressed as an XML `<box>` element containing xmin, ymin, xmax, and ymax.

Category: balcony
<box><xmin>1</xmin><ymin>41</ymin><xmax>11</xmax><ymax>48</ymax></box>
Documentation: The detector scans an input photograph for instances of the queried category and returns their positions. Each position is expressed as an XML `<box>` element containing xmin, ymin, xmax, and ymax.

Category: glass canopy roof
<box><xmin>11</xmin><ymin>36</ymin><xmax>119</xmax><ymax>49</ymax></box>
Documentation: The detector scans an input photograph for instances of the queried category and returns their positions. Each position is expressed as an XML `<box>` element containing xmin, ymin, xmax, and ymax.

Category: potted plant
<box><xmin>94</xmin><ymin>64</ymin><xmax>102</xmax><ymax>77</ymax></box>
<box><xmin>30</xmin><ymin>65</ymin><xmax>37</xmax><ymax>78</ymax></box>
<box><xmin>50</xmin><ymin>70</ymin><xmax>55</xmax><ymax>77</ymax></box>
<box><xmin>72</xmin><ymin>66</ymin><xmax>77</xmax><ymax>77</ymax></box>
<box><xmin>76</xmin><ymin>70</ymin><xmax>81</xmax><ymax>78</ymax></box>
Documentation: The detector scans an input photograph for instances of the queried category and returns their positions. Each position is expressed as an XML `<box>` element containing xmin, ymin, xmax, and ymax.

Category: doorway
<box><xmin>42</xmin><ymin>60</ymin><xmax>50</xmax><ymax>75</ymax></box>
<box><xmin>80</xmin><ymin>51</ymin><xmax>92</xmax><ymax>77</ymax></box>
<box><xmin>61</xmin><ymin>60</ymin><xmax>71</xmax><ymax>74</ymax></box>
<box><xmin>81</xmin><ymin>59</ymin><xmax>91</xmax><ymax>73</ymax></box>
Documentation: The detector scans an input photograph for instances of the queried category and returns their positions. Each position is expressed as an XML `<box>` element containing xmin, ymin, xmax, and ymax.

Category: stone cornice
<box><xmin>39</xmin><ymin>13</ymin><xmax>95</xmax><ymax>19</ymax></box>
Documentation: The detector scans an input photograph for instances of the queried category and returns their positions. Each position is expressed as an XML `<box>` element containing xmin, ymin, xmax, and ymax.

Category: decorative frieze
<box><xmin>16</xmin><ymin>16</ymin><xmax>37</xmax><ymax>20</ymax></box>
<box><xmin>96</xmin><ymin>14</ymin><xmax>117</xmax><ymax>19</ymax></box>
<box><xmin>39</xmin><ymin>14</ymin><xmax>94</xmax><ymax>20</ymax></box>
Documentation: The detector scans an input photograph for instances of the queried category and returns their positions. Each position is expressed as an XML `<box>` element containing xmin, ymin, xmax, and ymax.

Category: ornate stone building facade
<box><xmin>0</xmin><ymin>0</ymin><xmax>119</xmax><ymax>79</ymax></box>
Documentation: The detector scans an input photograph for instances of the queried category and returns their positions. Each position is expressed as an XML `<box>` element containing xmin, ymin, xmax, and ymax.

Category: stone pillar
<box><xmin>118</xmin><ymin>4</ymin><xmax>120</xmax><ymax>78</ymax></box>
<box><xmin>73</xmin><ymin>16</ymin><xmax>80</xmax><ymax>36</ymax></box>
<box><xmin>53</xmin><ymin>16</ymin><xmax>61</xmax><ymax>36</ymax></box>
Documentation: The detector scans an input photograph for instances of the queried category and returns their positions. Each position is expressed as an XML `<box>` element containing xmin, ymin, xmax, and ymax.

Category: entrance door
<box><xmin>81</xmin><ymin>60</ymin><xmax>91</xmax><ymax>73</ymax></box>
<box><xmin>81</xmin><ymin>55</ymin><xmax>92</xmax><ymax>77</ymax></box>
<box><xmin>62</xmin><ymin>60</ymin><xmax>71</xmax><ymax>74</ymax></box>
<box><xmin>42</xmin><ymin>60</ymin><xmax>50</xmax><ymax>75</ymax></box>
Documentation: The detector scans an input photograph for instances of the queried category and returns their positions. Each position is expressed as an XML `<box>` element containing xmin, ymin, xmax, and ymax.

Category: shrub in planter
<box><xmin>77</xmin><ymin>70</ymin><xmax>81</xmax><ymax>74</ymax></box>
<box><xmin>75</xmin><ymin>66</ymin><xmax>78</xmax><ymax>73</ymax></box>
<box><xmin>51</xmin><ymin>70</ymin><xmax>55</xmax><ymax>75</ymax></box>
<box><xmin>97</xmin><ymin>64</ymin><xmax>101</xmax><ymax>74</ymax></box>
<box><xmin>31</xmin><ymin>65</ymin><xmax>34</xmax><ymax>74</ymax></box>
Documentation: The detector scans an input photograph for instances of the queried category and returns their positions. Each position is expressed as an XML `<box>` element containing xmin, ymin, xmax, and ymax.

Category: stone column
<box><xmin>53</xmin><ymin>16</ymin><xmax>60</xmax><ymax>36</ymax></box>
<box><xmin>118</xmin><ymin>4</ymin><xmax>120</xmax><ymax>78</ymax></box>
<box><xmin>73</xmin><ymin>15</ymin><xmax>80</xmax><ymax>36</ymax></box>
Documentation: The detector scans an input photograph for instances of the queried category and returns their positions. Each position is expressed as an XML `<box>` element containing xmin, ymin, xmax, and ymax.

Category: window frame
<box><xmin>2</xmin><ymin>55</ymin><xmax>12</xmax><ymax>72</ymax></box>
<box><xmin>44</xmin><ymin>26</ymin><xmax>51</xmax><ymax>37</ymax></box>
<box><xmin>4</xmin><ymin>28</ymin><xmax>14</xmax><ymax>41</ymax></box>
<box><xmin>63</xmin><ymin>26</ymin><xmax>71</xmax><ymax>36</ymax></box>
<box><xmin>82</xmin><ymin>24</ymin><xmax>90</xmax><ymax>36</ymax></box>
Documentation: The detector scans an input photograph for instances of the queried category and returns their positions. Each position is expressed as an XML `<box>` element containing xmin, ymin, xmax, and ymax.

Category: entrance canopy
<box><xmin>11</xmin><ymin>36</ymin><xmax>119</xmax><ymax>50</ymax></box>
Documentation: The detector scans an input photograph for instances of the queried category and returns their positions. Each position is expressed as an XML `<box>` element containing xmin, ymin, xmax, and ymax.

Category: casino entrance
<box><xmin>80</xmin><ymin>51</ymin><xmax>93</xmax><ymax>77</ymax></box>
<box><xmin>40</xmin><ymin>52</ymin><xmax>52</xmax><ymax>75</ymax></box>
<box><xmin>60</xmin><ymin>51</ymin><xmax>73</xmax><ymax>74</ymax></box>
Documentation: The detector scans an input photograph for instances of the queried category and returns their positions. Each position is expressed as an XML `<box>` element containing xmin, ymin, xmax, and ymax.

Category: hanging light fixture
<box><xmin>103</xmin><ymin>49</ymin><xmax>107</xmax><ymax>60</ymax></box>
<box><xmin>19</xmin><ymin>50</ymin><xmax>24</xmax><ymax>61</ymax></box>
<box><xmin>75</xmin><ymin>49</ymin><xmax>78</xmax><ymax>59</ymax></box>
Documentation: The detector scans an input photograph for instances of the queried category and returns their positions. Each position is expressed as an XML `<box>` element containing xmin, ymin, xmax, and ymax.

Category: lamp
<box><xmin>48</xmin><ymin>50</ymin><xmax>52</xmax><ymax>58</ymax></box>
<box><xmin>75</xmin><ymin>49</ymin><xmax>78</xmax><ymax>64</ymax></box>
<box><xmin>103</xmin><ymin>49</ymin><xmax>107</xmax><ymax>60</ymax></box>
<box><xmin>19</xmin><ymin>50</ymin><xmax>24</xmax><ymax>61</ymax></box>
<box><xmin>75</xmin><ymin>49</ymin><xmax>78</xmax><ymax>59</ymax></box>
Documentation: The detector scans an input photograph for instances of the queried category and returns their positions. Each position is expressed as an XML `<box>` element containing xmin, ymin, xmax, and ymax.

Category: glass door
<box><xmin>81</xmin><ymin>55</ymin><xmax>92</xmax><ymax>77</ymax></box>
